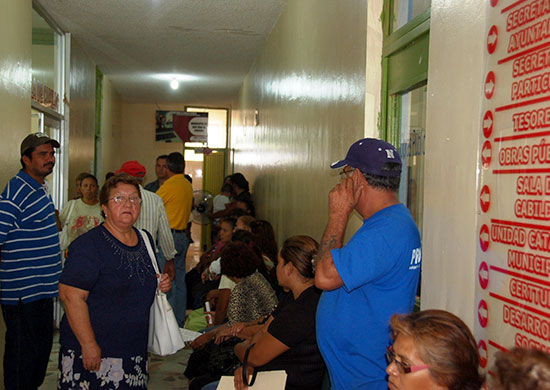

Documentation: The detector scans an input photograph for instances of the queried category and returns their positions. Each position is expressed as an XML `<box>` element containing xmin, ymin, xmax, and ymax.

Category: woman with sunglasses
<box><xmin>386</xmin><ymin>310</ymin><xmax>484</xmax><ymax>390</ymax></box>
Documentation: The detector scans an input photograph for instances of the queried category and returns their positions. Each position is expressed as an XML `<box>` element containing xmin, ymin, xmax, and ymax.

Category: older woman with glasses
<box><xmin>58</xmin><ymin>174</ymin><xmax>171</xmax><ymax>390</ymax></box>
<box><xmin>386</xmin><ymin>309</ymin><xmax>484</xmax><ymax>390</ymax></box>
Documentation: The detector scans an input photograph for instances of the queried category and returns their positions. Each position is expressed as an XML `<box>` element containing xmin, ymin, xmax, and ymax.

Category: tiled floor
<box><xmin>40</xmin><ymin>332</ymin><xmax>193</xmax><ymax>389</ymax></box>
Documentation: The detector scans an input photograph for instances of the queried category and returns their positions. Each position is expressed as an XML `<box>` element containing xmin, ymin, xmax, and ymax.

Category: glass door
<box><xmin>387</xmin><ymin>85</ymin><xmax>426</xmax><ymax>233</ymax></box>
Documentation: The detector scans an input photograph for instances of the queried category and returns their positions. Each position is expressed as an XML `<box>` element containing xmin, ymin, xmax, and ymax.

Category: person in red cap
<box><xmin>314</xmin><ymin>138</ymin><xmax>421</xmax><ymax>390</ymax></box>
<box><xmin>115</xmin><ymin>161</ymin><xmax>177</xmax><ymax>281</ymax></box>
<box><xmin>0</xmin><ymin>132</ymin><xmax>62</xmax><ymax>389</ymax></box>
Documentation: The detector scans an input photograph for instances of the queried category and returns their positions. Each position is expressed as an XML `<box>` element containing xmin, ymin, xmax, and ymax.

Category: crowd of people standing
<box><xmin>0</xmin><ymin>132</ymin><xmax>548</xmax><ymax>390</ymax></box>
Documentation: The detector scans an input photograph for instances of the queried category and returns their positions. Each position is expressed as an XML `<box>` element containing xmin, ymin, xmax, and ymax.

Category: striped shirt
<box><xmin>134</xmin><ymin>186</ymin><xmax>177</xmax><ymax>259</ymax></box>
<box><xmin>0</xmin><ymin>170</ymin><xmax>62</xmax><ymax>304</ymax></box>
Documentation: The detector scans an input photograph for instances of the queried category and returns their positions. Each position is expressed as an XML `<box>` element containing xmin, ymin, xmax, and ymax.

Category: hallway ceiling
<box><xmin>36</xmin><ymin>0</ymin><xmax>286</xmax><ymax>106</ymax></box>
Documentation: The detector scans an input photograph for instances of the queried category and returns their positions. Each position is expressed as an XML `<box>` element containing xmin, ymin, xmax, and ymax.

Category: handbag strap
<box><xmin>242</xmin><ymin>343</ymin><xmax>257</xmax><ymax>387</ymax></box>
<box><xmin>138</xmin><ymin>229</ymin><xmax>160</xmax><ymax>276</ymax></box>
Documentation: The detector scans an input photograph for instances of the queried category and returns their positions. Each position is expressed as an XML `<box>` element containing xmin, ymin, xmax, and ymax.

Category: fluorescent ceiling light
<box><xmin>153</xmin><ymin>73</ymin><xmax>197</xmax><ymax>82</ymax></box>
<box><xmin>170</xmin><ymin>79</ymin><xmax>179</xmax><ymax>90</ymax></box>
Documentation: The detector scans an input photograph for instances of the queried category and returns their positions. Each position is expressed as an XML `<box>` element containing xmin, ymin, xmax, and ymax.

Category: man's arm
<box><xmin>156</xmin><ymin>199</ymin><xmax>177</xmax><ymax>280</ymax></box>
<box><xmin>315</xmin><ymin>213</ymin><xmax>346</xmax><ymax>291</ymax></box>
<box><xmin>315</xmin><ymin>177</ymin><xmax>359</xmax><ymax>291</ymax></box>
<box><xmin>0</xmin><ymin>187</ymin><xmax>19</xmax><ymax>248</ymax></box>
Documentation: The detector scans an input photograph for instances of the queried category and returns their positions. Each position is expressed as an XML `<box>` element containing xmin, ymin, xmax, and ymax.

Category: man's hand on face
<box><xmin>329</xmin><ymin>170</ymin><xmax>363</xmax><ymax>218</ymax></box>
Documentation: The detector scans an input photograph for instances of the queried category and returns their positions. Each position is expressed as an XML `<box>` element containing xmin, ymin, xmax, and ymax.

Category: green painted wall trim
<box><xmin>380</xmin><ymin>1</ymin><xmax>430</xmax><ymax>143</ymax></box>
<box><xmin>387</xmin><ymin>32</ymin><xmax>429</xmax><ymax>94</ymax></box>
<box><xmin>32</xmin><ymin>28</ymin><xmax>54</xmax><ymax>45</ymax></box>
<box><xmin>382</xmin><ymin>17</ymin><xmax>430</xmax><ymax>57</ymax></box>
<box><xmin>94</xmin><ymin>67</ymin><xmax>103</xmax><ymax>176</ymax></box>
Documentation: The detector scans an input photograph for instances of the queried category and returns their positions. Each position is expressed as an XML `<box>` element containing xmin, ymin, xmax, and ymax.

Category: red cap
<box><xmin>115</xmin><ymin>160</ymin><xmax>146</xmax><ymax>178</ymax></box>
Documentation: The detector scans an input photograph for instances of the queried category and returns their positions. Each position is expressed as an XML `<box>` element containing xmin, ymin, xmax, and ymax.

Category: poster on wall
<box><xmin>475</xmin><ymin>0</ymin><xmax>550</xmax><ymax>375</ymax></box>
<box><xmin>155</xmin><ymin>111</ymin><xmax>208</xmax><ymax>142</ymax></box>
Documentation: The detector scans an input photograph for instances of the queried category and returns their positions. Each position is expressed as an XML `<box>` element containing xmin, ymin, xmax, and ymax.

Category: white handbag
<box><xmin>139</xmin><ymin>229</ymin><xmax>185</xmax><ymax>356</ymax></box>
<box><xmin>59</xmin><ymin>200</ymin><xmax>76</xmax><ymax>250</ymax></box>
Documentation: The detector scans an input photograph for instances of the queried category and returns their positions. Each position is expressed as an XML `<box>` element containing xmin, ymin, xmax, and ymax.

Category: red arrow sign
<box><xmin>481</xmin><ymin>140</ymin><xmax>492</xmax><ymax>168</ymax></box>
<box><xmin>478</xmin><ymin>300</ymin><xmax>489</xmax><ymax>328</ymax></box>
<box><xmin>480</xmin><ymin>185</ymin><xmax>491</xmax><ymax>213</ymax></box>
<box><xmin>478</xmin><ymin>340</ymin><xmax>488</xmax><ymax>368</ymax></box>
<box><xmin>480</xmin><ymin>224</ymin><xmax>490</xmax><ymax>252</ymax></box>
<box><xmin>483</xmin><ymin>110</ymin><xmax>493</xmax><ymax>139</ymax></box>
<box><xmin>485</xmin><ymin>72</ymin><xmax>496</xmax><ymax>99</ymax></box>
<box><xmin>479</xmin><ymin>261</ymin><xmax>489</xmax><ymax>289</ymax></box>
<box><xmin>487</xmin><ymin>26</ymin><xmax>498</xmax><ymax>54</ymax></box>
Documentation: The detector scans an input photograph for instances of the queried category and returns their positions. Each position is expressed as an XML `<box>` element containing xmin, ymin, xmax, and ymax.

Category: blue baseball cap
<box><xmin>330</xmin><ymin>138</ymin><xmax>402</xmax><ymax>177</ymax></box>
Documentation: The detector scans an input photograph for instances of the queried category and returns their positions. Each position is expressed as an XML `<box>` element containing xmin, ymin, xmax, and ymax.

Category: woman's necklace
<box><xmin>101</xmin><ymin>228</ymin><xmax>155</xmax><ymax>284</ymax></box>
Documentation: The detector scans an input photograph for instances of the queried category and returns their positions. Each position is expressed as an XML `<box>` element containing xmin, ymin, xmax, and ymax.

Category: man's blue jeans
<box><xmin>168</xmin><ymin>231</ymin><xmax>189</xmax><ymax>326</ymax></box>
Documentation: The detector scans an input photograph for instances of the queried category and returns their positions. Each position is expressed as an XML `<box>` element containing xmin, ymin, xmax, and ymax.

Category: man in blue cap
<box><xmin>315</xmin><ymin>138</ymin><xmax>422</xmax><ymax>390</ymax></box>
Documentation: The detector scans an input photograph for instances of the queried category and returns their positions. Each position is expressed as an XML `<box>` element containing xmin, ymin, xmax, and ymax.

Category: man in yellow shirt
<box><xmin>157</xmin><ymin>152</ymin><xmax>193</xmax><ymax>325</ymax></box>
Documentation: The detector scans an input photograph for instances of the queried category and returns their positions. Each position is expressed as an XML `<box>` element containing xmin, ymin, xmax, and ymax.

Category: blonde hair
<box><xmin>237</xmin><ymin>215</ymin><xmax>255</xmax><ymax>230</ymax></box>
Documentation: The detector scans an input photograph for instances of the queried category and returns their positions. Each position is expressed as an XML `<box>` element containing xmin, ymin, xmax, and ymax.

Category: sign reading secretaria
<box><xmin>475</xmin><ymin>0</ymin><xmax>550</xmax><ymax>372</ymax></box>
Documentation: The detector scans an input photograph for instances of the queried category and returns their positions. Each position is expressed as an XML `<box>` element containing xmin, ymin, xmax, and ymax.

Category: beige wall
<box><xmin>420</xmin><ymin>0</ymin><xmax>486</xmax><ymax>328</ymax></box>
<box><xmin>115</xmin><ymin>104</ymin><xmax>188</xmax><ymax>184</ymax></box>
<box><xmin>0</xmin><ymin>0</ymin><xmax>32</xmax><ymax>385</ymax></box>
<box><xmin>99</xmin><ymin>77</ymin><xmax>122</xmax><ymax>184</ymax></box>
<box><xmin>67</xmin><ymin>39</ymin><xmax>96</xmax><ymax>198</ymax></box>
<box><xmin>0</xmin><ymin>0</ymin><xmax>32</xmax><ymax>181</ymax></box>
<box><xmin>231</xmin><ymin>0</ymin><xmax>369</xmax><ymax>244</ymax></box>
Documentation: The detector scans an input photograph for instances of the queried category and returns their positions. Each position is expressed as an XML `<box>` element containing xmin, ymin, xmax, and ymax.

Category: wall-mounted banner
<box><xmin>155</xmin><ymin>111</ymin><xmax>208</xmax><ymax>142</ymax></box>
<box><xmin>475</xmin><ymin>0</ymin><xmax>550</xmax><ymax>375</ymax></box>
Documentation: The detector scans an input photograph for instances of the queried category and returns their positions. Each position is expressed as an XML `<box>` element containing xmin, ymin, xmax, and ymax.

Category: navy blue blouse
<box><xmin>59</xmin><ymin>224</ymin><xmax>157</xmax><ymax>357</ymax></box>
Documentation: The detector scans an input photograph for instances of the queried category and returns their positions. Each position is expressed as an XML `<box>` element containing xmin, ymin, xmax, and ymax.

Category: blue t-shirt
<box><xmin>316</xmin><ymin>204</ymin><xmax>421</xmax><ymax>390</ymax></box>
<box><xmin>59</xmin><ymin>225</ymin><xmax>157</xmax><ymax>357</ymax></box>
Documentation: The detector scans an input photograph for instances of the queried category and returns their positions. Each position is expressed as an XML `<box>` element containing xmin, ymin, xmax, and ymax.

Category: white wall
<box><xmin>231</xmin><ymin>0</ymin><xmax>369</xmax><ymax>245</ymax></box>
<box><xmin>421</xmin><ymin>0</ymin><xmax>487</xmax><ymax>328</ymax></box>
<box><xmin>0</xmin><ymin>0</ymin><xmax>32</xmax><ymax>385</ymax></box>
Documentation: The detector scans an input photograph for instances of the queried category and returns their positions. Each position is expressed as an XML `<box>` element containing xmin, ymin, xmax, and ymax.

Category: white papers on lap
<box><xmin>217</xmin><ymin>371</ymin><xmax>287</xmax><ymax>390</ymax></box>
<box><xmin>179</xmin><ymin>327</ymin><xmax>202</xmax><ymax>343</ymax></box>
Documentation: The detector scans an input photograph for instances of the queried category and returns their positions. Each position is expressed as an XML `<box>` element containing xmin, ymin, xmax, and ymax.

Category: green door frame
<box><xmin>379</xmin><ymin>2</ymin><xmax>430</xmax><ymax>145</ymax></box>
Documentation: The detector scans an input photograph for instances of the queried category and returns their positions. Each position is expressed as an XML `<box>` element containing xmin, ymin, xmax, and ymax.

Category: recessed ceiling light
<box><xmin>170</xmin><ymin>79</ymin><xmax>179</xmax><ymax>90</ymax></box>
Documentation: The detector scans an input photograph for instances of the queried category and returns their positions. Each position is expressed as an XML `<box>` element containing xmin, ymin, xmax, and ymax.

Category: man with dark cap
<box><xmin>0</xmin><ymin>132</ymin><xmax>63</xmax><ymax>389</ymax></box>
<box><xmin>315</xmin><ymin>138</ymin><xmax>422</xmax><ymax>390</ymax></box>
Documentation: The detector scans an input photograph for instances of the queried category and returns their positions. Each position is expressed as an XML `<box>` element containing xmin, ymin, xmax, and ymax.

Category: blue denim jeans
<box><xmin>201</xmin><ymin>381</ymin><xmax>220</xmax><ymax>390</ymax></box>
<box><xmin>168</xmin><ymin>231</ymin><xmax>189</xmax><ymax>326</ymax></box>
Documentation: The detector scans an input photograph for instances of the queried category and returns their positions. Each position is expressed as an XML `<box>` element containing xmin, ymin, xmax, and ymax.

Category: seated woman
<box><xmin>250</xmin><ymin>220</ymin><xmax>278</xmax><ymax>270</ymax></box>
<box><xmin>207</xmin><ymin>236</ymin><xmax>326</xmax><ymax>390</ymax></box>
<box><xmin>386</xmin><ymin>310</ymin><xmax>484</xmax><ymax>390</ymax></box>
<box><xmin>492</xmin><ymin>347</ymin><xmax>550</xmax><ymax>390</ymax></box>
<box><xmin>186</xmin><ymin>217</ymin><xmax>236</xmax><ymax>309</ymax></box>
<box><xmin>206</xmin><ymin>230</ymin><xmax>269</xmax><ymax>326</ymax></box>
<box><xmin>185</xmin><ymin>241</ymin><xmax>278</xmax><ymax>386</ymax></box>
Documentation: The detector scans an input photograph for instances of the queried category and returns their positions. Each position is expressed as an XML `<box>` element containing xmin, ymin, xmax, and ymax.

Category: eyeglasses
<box><xmin>386</xmin><ymin>345</ymin><xmax>429</xmax><ymax>374</ymax></box>
<box><xmin>339</xmin><ymin>167</ymin><xmax>355</xmax><ymax>179</ymax></box>
<box><xmin>109</xmin><ymin>195</ymin><xmax>142</xmax><ymax>205</ymax></box>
